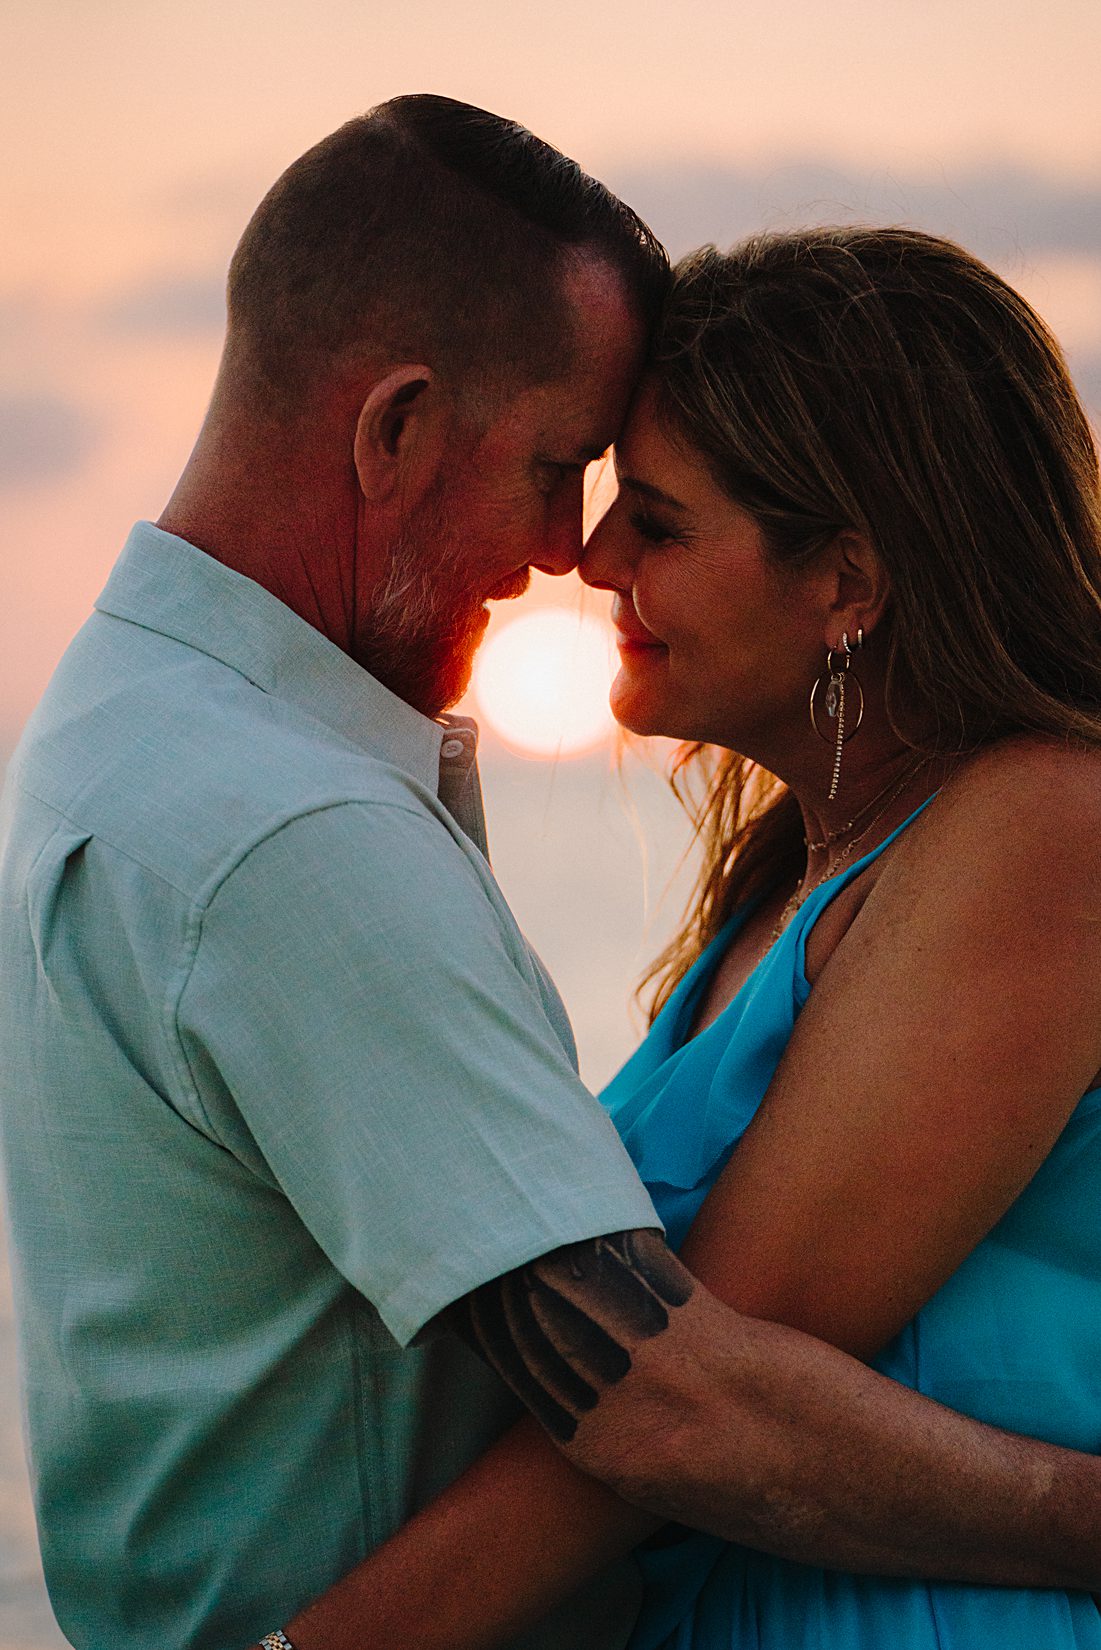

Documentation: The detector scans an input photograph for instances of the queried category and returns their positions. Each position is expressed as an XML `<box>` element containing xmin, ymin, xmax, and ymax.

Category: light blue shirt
<box><xmin>0</xmin><ymin>523</ymin><xmax>658</xmax><ymax>1650</ymax></box>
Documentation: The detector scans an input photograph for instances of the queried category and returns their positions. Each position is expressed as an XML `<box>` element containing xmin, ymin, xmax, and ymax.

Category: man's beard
<box><xmin>356</xmin><ymin>544</ymin><xmax>485</xmax><ymax>717</ymax></box>
<box><xmin>354</xmin><ymin>494</ymin><xmax>529</xmax><ymax>719</ymax></box>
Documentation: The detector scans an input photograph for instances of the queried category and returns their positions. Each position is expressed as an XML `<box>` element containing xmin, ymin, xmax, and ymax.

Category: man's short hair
<box><xmin>226</xmin><ymin>93</ymin><xmax>670</xmax><ymax>409</ymax></box>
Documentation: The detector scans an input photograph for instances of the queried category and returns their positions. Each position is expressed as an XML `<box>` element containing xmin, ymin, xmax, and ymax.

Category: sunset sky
<box><xmin>3</xmin><ymin>0</ymin><xmax>1100</xmax><ymax>750</ymax></box>
<box><xmin>3</xmin><ymin>0</ymin><xmax>1100</xmax><ymax>1058</ymax></box>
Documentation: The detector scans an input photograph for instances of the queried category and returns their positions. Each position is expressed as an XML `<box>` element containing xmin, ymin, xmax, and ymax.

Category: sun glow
<box><xmin>472</xmin><ymin>609</ymin><xmax>618</xmax><ymax>759</ymax></box>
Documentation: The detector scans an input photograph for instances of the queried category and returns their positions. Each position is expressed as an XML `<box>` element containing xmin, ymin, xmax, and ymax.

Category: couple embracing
<box><xmin>2</xmin><ymin>94</ymin><xmax>1101</xmax><ymax>1650</ymax></box>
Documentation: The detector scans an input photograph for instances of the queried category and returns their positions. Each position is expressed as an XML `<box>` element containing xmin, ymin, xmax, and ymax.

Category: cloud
<box><xmin>0</xmin><ymin>292</ymin><xmax>54</xmax><ymax>376</ymax></box>
<box><xmin>97</xmin><ymin>273</ymin><xmax>226</xmax><ymax>337</ymax></box>
<box><xmin>155</xmin><ymin>171</ymin><xmax>264</xmax><ymax>223</ymax></box>
<box><xmin>605</xmin><ymin>158</ymin><xmax>1101</xmax><ymax>409</ymax></box>
<box><xmin>607</xmin><ymin>160</ymin><xmax>1101</xmax><ymax>265</ymax></box>
<box><xmin>64</xmin><ymin>158</ymin><xmax>1101</xmax><ymax>405</ymax></box>
<box><xmin>1072</xmin><ymin>354</ymin><xmax>1101</xmax><ymax>418</ymax></box>
<box><xmin>0</xmin><ymin>395</ymin><xmax>99</xmax><ymax>488</ymax></box>
<box><xmin>0</xmin><ymin>293</ymin><xmax>40</xmax><ymax>339</ymax></box>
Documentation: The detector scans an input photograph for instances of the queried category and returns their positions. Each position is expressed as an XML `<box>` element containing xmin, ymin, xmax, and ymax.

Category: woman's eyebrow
<box><xmin>618</xmin><ymin>474</ymin><xmax>690</xmax><ymax>514</ymax></box>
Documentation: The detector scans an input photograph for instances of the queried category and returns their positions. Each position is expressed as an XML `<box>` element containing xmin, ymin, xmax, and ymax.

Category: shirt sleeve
<box><xmin>176</xmin><ymin>800</ymin><xmax>660</xmax><ymax>1346</ymax></box>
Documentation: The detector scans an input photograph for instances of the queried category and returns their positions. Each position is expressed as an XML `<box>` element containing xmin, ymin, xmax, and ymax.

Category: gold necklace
<box><xmin>771</xmin><ymin>760</ymin><xmax>927</xmax><ymax>943</ymax></box>
<box><xmin>804</xmin><ymin>755</ymin><xmax>924</xmax><ymax>851</ymax></box>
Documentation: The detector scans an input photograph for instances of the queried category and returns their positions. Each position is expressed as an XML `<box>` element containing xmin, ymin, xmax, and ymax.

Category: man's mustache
<box><xmin>484</xmin><ymin>567</ymin><xmax>532</xmax><ymax>604</ymax></box>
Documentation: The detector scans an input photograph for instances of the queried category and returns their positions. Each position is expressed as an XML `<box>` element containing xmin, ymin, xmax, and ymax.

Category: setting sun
<box><xmin>472</xmin><ymin>608</ymin><xmax>618</xmax><ymax>758</ymax></box>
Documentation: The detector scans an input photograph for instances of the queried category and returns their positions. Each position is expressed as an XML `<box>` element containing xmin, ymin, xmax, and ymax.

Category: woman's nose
<box><xmin>579</xmin><ymin>501</ymin><xmax>630</xmax><ymax>591</ymax></box>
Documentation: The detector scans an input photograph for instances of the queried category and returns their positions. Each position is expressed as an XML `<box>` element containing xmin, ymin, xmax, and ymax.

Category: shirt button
<box><xmin>440</xmin><ymin>738</ymin><xmax>466</xmax><ymax>760</ymax></box>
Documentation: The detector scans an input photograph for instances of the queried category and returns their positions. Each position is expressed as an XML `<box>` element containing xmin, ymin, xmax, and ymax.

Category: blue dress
<box><xmin>600</xmin><ymin>807</ymin><xmax>1101</xmax><ymax>1649</ymax></box>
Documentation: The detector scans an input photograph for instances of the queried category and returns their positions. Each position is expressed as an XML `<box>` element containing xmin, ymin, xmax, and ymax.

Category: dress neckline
<box><xmin>672</xmin><ymin>793</ymin><xmax>939</xmax><ymax>1049</ymax></box>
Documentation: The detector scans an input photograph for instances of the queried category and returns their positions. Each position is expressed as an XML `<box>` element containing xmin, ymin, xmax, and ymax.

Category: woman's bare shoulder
<box><xmin>854</xmin><ymin>735</ymin><xmax>1101</xmax><ymax>971</ymax></box>
<box><xmin>959</xmin><ymin>731</ymin><xmax>1101</xmax><ymax>786</ymax></box>
<box><xmin>913</xmin><ymin>734</ymin><xmax>1101</xmax><ymax>859</ymax></box>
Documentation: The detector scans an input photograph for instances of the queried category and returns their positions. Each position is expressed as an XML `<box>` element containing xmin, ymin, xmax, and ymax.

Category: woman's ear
<box><xmin>822</xmin><ymin>529</ymin><xmax>891</xmax><ymax>647</ymax></box>
<box><xmin>353</xmin><ymin>366</ymin><xmax>437</xmax><ymax>505</ymax></box>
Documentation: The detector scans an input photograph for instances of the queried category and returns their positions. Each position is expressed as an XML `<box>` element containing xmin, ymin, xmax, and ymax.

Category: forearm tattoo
<box><xmin>447</xmin><ymin>1229</ymin><xmax>695</xmax><ymax>1442</ymax></box>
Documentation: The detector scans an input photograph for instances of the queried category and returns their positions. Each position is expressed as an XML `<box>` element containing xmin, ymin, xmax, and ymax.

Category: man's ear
<box><xmin>821</xmin><ymin>529</ymin><xmax>891</xmax><ymax>648</ymax></box>
<box><xmin>353</xmin><ymin>366</ymin><xmax>438</xmax><ymax>505</ymax></box>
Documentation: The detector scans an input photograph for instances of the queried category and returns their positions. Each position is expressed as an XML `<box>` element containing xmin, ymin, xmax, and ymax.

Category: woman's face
<box><xmin>580</xmin><ymin>386</ymin><xmax>830</xmax><ymax>757</ymax></box>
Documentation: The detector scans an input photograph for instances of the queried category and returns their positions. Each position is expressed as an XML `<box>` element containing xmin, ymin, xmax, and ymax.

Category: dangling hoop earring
<box><xmin>810</xmin><ymin>632</ymin><xmax>865</xmax><ymax>801</ymax></box>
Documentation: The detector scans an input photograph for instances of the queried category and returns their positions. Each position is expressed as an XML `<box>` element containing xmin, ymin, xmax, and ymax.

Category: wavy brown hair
<box><xmin>642</xmin><ymin>227</ymin><xmax>1101</xmax><ymax>1020</ymax></box>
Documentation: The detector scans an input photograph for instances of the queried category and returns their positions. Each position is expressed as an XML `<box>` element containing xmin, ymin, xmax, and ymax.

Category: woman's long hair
<box><xmin>643</xmin><ymin>227</ymin><xmax>1101</xmax><ymax>1019</ymax></box>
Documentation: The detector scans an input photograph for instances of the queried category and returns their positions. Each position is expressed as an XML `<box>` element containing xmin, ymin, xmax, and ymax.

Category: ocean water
<box><xmin>0</xmin><ymin>742</ymin><xmax>693</xmax><ymax>1645</ymax></box>
<box><xmin>0</xmin><ymin>1219</ymin><xmax>68</xmax><ymax>1648</ymax></box>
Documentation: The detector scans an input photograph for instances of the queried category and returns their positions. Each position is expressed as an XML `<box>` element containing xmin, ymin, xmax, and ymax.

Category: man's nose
<box><xmin>530</xmin><ymin>539</ymin><xmax>580</xmax><ymax>577</ymax></box>
<box><xmin>530</xmin><ymin>499</ymin><xmax>584</xmax><ymax>578</ymax></box>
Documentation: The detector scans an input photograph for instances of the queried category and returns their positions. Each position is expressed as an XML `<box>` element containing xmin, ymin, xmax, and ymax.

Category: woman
<box><xmin>576</xmin><ymin>224</ymin><xmax>1101</xmax><ymax>1647</ymax></box>
<box><xmin>265</xmin><ymin>227</ymin><xmax>1101</xmax><ymax>1648</ymax></box>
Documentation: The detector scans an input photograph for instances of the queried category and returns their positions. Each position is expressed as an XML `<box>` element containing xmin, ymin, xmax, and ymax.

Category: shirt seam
<box><xmin>343</xmin><ymin>1294</ymin><xmax>373</xmax><ymax>1557</ymax></box>
<box><xmin>7</xmin><ymin>780</ymin><xmax>228</xmax><ymax>1145</ymax></box>
<box><xmin>380</xmin><ymin>1193</ymin><xmax>663</xmax><ymax>1347</ymax></box>
<box><xmin>12</xmin><ymin>779</ymin><xmax>452</xmax><ymax>1146</ymax></box>
<box><xmin>12</xmin><ymin>775</ymin><xmax>200</xmax><ymax>901</ymax></box>
<box><xmin>169</xmin><ymin>799</ymin><xmax>477</xmax><ymax>1146</ymax></box>
<box><xmin>12</xmin><ymin>772</ymin><xmax>441</xmax><ymax>906</ymax></box>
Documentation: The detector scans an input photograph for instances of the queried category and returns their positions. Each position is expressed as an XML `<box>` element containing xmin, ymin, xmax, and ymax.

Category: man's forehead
<box><xmin>536</xmin><ymin>382</ymin><xmax>630</xmax><ymax>459</ymax></box>
<box><xmin>560</xmin><ymin>250</ymin><xmax>637</xmax><ymax>329</ymax></box>
<box><xmin>563</xmin><ymin>253</ymin><xmax>649</xmax><ymax>364</ymax></box>
<box><xmin>549</xmin><ymin>344</ymin><xmax>648</xmax><ymax>449</ymax></box>
<box><xmin>484</xmin><ymin>371</ymin><xmax>624</xmax><ymax>455</ymax></box>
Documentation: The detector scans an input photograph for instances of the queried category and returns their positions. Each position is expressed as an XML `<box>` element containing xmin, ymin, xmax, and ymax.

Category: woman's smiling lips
<box><xmin>612</xmin><ymin>600</ymin><xmax>667</xmax><ymax>656</ymax></box>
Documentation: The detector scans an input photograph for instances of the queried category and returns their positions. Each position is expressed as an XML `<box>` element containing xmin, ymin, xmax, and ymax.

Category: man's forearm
<box><xmin>263</xmin><ymin>1421</ymin><xmax>656</xmax><ymax>1650</ymax></box>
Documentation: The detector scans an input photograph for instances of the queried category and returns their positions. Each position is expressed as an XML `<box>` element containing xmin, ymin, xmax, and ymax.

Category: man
<box><xmin>0</xmin><ymin>96</ymin><xmax>1096</xmax><ymax>1650</ymax></box>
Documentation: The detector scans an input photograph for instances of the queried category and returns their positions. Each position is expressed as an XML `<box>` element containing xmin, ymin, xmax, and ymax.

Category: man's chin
<box><xmin>356</xmin><ymin>592</ymin><xmax>499</xmax><ymax>719</ymax></box>
<box><xmin>416</xmin><ymin>612</ymin><xmax>487</xmax><ymax>717</ymax></box>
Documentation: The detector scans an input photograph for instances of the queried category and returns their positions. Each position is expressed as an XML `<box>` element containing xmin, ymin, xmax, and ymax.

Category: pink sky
<box><xmin>2</xmin><ymin>0</ymin><xmax>1100</xmax><ymax>746</ymax></box>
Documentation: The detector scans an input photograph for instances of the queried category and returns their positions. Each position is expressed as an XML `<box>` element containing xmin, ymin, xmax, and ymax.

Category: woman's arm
<box><xmin>681</xmin><ymin>738</ymin><xmax>1101</xmax><ymax>1356</ymax></box>
<box><xmin>258</xmin><ymin>740</ymin><xmax>1101</xmax><ymax>1650</ymax></box>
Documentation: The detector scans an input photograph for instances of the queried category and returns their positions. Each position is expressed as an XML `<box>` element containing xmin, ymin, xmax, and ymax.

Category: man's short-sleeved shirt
<box><xmin>0</xmin><ymin>524</ymin><xmax>659</xmax><ymax>1650</ymax></box>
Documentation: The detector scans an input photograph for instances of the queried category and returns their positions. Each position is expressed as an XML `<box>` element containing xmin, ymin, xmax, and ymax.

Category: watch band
<box><xmin>260</xmin><ymin>1633</ymin><xmax>295</xmax><ymax>1650</ymax></box>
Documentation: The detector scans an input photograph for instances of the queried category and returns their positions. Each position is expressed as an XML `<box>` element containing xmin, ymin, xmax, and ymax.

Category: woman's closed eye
<box><xmin>629</xmin><ymin>508</ymin><xmax>680</xmax><ymax>546</ymax></box>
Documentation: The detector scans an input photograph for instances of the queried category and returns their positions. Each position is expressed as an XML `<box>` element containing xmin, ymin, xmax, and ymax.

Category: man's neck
<box><xmin>158</xmin><ymin>420</ymin><xmax>370</xmax><ymax>657</ymax></box>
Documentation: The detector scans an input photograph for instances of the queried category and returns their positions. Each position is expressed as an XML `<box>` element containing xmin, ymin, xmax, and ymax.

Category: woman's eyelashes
<box><xmin>628</xmin><ymin>508</ymin><xmax>680</xmax><ymax>546</ymax></box>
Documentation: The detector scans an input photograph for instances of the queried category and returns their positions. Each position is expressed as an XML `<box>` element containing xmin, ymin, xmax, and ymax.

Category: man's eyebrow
<box><xmin>618</xmin><ymin>474</ymin><xmax>690</xmax><ymax>514</ymax></box>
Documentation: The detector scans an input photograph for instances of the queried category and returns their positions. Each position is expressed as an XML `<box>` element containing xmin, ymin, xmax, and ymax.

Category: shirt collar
<box><xmin>95</xmin><ymin>523</ymin><xmax>481</xmax><ymax>811</ymax></box>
